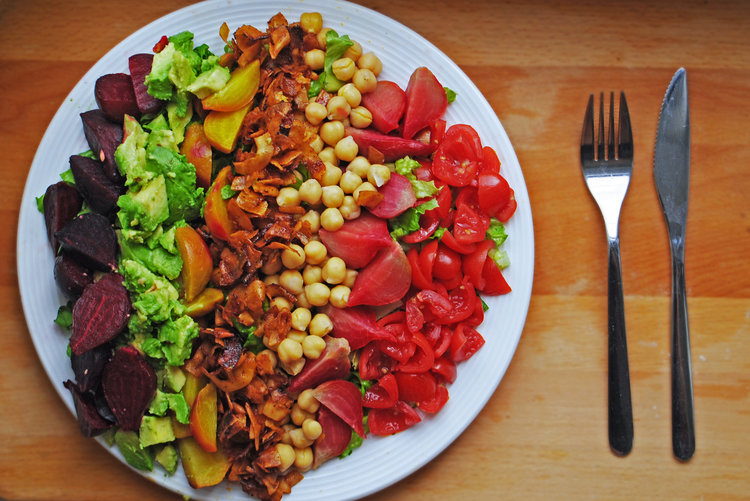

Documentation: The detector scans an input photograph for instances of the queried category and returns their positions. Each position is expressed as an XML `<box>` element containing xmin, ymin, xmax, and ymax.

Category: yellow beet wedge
<box><xmin>202</xmin><ymin>60</ymin><xmax>260</xmax><ymax>112</ymax></box>
<box><xmin>203</xmin><ymin>103</ymin><xmax>252</xmax><ymax>153</ymax></box>
<box><xmin>177</xmin><ymin>437</ymin><xmax>230</xmax><ymax>489</ymax></box>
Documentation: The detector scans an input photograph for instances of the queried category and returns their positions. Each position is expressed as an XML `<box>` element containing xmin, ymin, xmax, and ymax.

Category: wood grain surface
<box><xmin>1</xmin><ymin>0</ymin><xmax>749</xmax><ymax>500</ymax></box>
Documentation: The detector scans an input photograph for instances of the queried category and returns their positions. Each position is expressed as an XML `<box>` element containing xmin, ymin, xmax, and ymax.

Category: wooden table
<box><xmin>2</xmin><ymin>0</ymin><xmax>748</xmax><ymax>499</ymax></box>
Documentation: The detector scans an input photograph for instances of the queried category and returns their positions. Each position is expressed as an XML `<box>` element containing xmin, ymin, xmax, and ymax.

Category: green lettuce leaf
<box><xmin>389</xmin><ymin>198</ymin><xmax>439</xmax><ymax>240</ymax></box>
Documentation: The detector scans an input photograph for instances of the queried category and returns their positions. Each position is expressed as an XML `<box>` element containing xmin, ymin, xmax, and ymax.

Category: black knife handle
<box><xmin>608</xmin><ymin>236</ymin><xmax>634</xmax><ymax>456</ymax></box>
<box><xmin>671</xmin><ymin>241</ymin><xmax>695</xmax><ymax>461</ymax></box>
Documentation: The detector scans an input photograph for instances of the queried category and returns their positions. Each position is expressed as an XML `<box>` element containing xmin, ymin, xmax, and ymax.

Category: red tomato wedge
<box><xmin>368</xmin><ymin>400</ymin><xmax>422</xmax><ymax>436</ymax></box>
<box><xmin>395</xmin><ymin>372</ymin><xmax>436</xmax><ymax>403</ymax></box>
<box><xmin>432</xmin><ymin>124</ymin><xmax>483</xmax><ymax>187</ymax></box>
<box><xmin>480</xmin><ymin>257</ymin><xmax>512</xmax><ymax>295</ymax></box>
<box><xmin>319</xmin><ymin>212</ymin><xmax>391</xmax><ymax>269</ymax></box>
<box><xmin>362</xmin><ymin>373</ymin><xmax>399</xmax><ymax>409</ymax></box>
<box><xmin>402</xmin><ymin>67</ymin><xmax>448</xmax><ymax>139</ymax></box>
<box><xmin>322</xmin><ymin>305</ymin><xmax>395</xmax><ymax>350</ymax></box>
<box><xmin>368</xmin><ymin>172</ymin><xmax>417</xmax><ymax>219</ymax></box>
<box><xmin>478</xmin><ymin>172</ymin><xmax>512</xmax><ymax>218</ymax></box>
<box><xmin>361</xmin><ymin>80</ymin><xmax>406</xmax><ymax>134</ymax></box>
<box><xmin>313</xmin><ymin>405</ymin><xmax>354</xmax><ymax>468</ymax></box>
<box><xmin>345</xmin><ymin>126</ymin><xmax>436</xmax><ymax>162</ymax></box>
<box><xmin>418</xmin><ymin>384</ymin><xmax>449</xmax><ymax>413</ymax></box>
<box><xmin>312</xmin><ymin>380</ymin><xmax>365</xmax><ymax>437</ymax></box>
<box><xmin>347</xmin><ymin>239</ymin><xmax>411</xmax><ymax>307</ymax></box>
<box><xmin>450</xmin><ymin>323</ymin><xmax>486</xmax><ymax>362</ymax></box>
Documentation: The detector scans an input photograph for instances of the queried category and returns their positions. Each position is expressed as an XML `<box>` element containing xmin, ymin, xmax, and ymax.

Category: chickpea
<box><xmin>278</xmin><ymin>338</ymin><xmax>304</xmax><ymax>364</ymax></box>
<box><xmin>316</xmin><ymin>27</ymin><xmax>332</xmax><ymax>49</ymax></box>
<box><xmin>281</xmin><ymin>243</ymin><xmax>306</xmax><ymax>270</ymax></box>
<box><xmin>321</xmin><ymin>162</ymin><xmax>343</xmax><ymax>186</ymax></box>
<box><xmin>261</xmin><ymin>257</ymin><xmax>282</xmax><ymax>275</ymax></box>
<box><xmin>344</xmin><ymin>41</ymin><xmax>363</xmax><ymax>62</ymax></box>
<box><xmin>296</xmin><ymin>292</ymin><xmax>312</xmax><ymax>309</ymax></box>
<box><xmin>276</xmin><ymin>186</ymin><xmax>300</xmax><ymax>208</ymax></box>
<box><xmin>302</xmin><ymin>334</ymin><xmax>326</xmax><ymax>359</ymax></box>
<box><xmin>300</xmin><ymin>209</ymin><xmax>320</xmax><ymax>234</ymax></box>
<box><xmin>331</xmin><ymin>57</ymin><xmax>356</xmax><ymax>82</ymax></box>
<box><xmin>353</xmin><ymin>181</ymin><xmax>377</xmax><ymax>205</ymax></box>
<box><xmin>302</xmin><ymin>265</ymin><xmax>323</xmax><ymax>285</ymax></box>
<box><xmin>305</xmin><ymin>282</ymin><xmax>330</xmax><ymax>307</ymax></box>
<box><xmin>270</xmin><ymin>296</ymin><xmax>292</xmax><ymax>312</ymax></box>
<box><xmin>304</xmin><ymin>240</ymin><xmax>328</xmax><ymax>265</ymax></box>
<box><xmin>367</xmin><ymin>163</ymin><xmax>391</xmax><ymax>187</ymax></box>
<box><xmin>279</xmin><ymin>269</ymin><xmax>304</xmax><ymax>295</ymax></box>
<box><xmin>334</xmin><ymin>136</ymin><xmax>358</xmax><ymax>162</ymax></box>
<box><xmin>322</xmin><ymin>185</ymin><xmax>345</xmax><ymax>208</ymax></box>
<box><xmin>327</xmin><ymin>95</ymin><xmax>351</xmax><ymax>121</ymax></box>
<box><xmin>302</xmin><ymin>419</ymin><xmax>323</xmax><ymax>441</ymax></box>
<box><xmin>309</xmin><ymin>313</ymin><xmax>333</xmax><ymax>337</ymax></box>
<box><xmin>291</xmin><ymin>403</ymin><xmax>314</xmax><ymax>426</ymax></box>
<box><xmin>352</xmin><ymin>68</ymin><xmax>377</xmax><ymax>94</ymax></box>
<box><xmin>291</xmin><ymin>307</ymin><xmax>312</xmax><ymax>331</ymax></box>
<box><xmin>263</xmin><ymin>274</ymin><xmax>280</xmax><ymax>286</ymax></box>
<box><xmin>276</xmin><ymin>443</ymin><xmax>296</xmax><ymax>471</ymax></box>
<box><xmin>320</xmin><ymin>120</ymin><xmax>345</xmax><ymax>146</ymax></box>
<box><xmin>358</xmin><ymin>52</ymin><xmax>382</xmax><ymax>76</ymax></box>
<box><xmin>309</xmin><ymin>134</ymin><xmax>324</xmax><ymax>153</ymax></box>
<box><xmin>339</xmin><ymin>170</ymin><xmax>363</xmax><ymax>194</ymax></box>
<box><xmin>304</xmin><ymin>49</ymin><xmax>325</xmax><ymax>71</ymax></box>
<box><xmin>349</xmin><ymin>106</ymin><xmax>373</xmax><ymax>129</ymax></box>
<box><xmin>297</xmin><ymin>389</ymin><xmax>320</xmax><ymax>413</ymax></box>
<box><xmin>280</xmin><ymin>357</ymin><xmax>306</xmax><ymax>376</ymax></box>
<box><xmin>322</xmin><ymin>256</ymin><xmax>346</xmax><ymax>284</ymax></box>
<box><xmin>320</xmin><ymin>207</ymin><xmax>344</xmax><ymax>231</ymax></box>
<box><xmin>347</xmin><ymin>156</ymin><xmax>371</xmax><ymax>178</ymax></box>
<box><xmin>300</xmin><ymin>12</ymin><xmax>323</xmax><ymax>33</ymax></box>
<box><xmin>318</xmin><ymin>146</ymin><xmax>339</xmax><ymax>166</ymax></box>
<box><xmin>338</xmin><ymin>83</ymin><xmax>362</xmax><ymax>107</ymax></box>
<box><xmin>290</xmin><ymin>427</ymin><xmax>313</xmax><ymax>449</ymax></box>
<box><xmin>329</xmin><ymin>285</ymin><xmax>351</xmax><ymax>308</ymax></box>
<box><xmin>344</xmin><ymin>269</ymin><xmax>358</xmax><ymax>288</ymax></box>
<box><xmin>287</xmin><ymin>329</ymin><xmax>307</xmax><ymax>344</ymax></box>
<box><xmin>298</xmin><ymin>178</ymin><xmax>323</xmax><ymax>205</ymax></box>
<box><xmin>294</xmin><ymin>447</ymin><xmax>314</xmax><ymax>472</ymax></box>
<box><xmin>304</xmin><ymin>101</ymin><xmax>327</xmax><ymax>125</ymax></box>
<box><xmin>339</xmin><ymin>195</ymin><xmax>361</xmax><ymax>220</ymax></box>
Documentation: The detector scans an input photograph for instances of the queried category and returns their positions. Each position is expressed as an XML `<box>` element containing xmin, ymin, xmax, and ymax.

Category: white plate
<box><xmin>17</xmin><ymin>1</ymin><xmax>534</xmax><ymax>499</ymax></box>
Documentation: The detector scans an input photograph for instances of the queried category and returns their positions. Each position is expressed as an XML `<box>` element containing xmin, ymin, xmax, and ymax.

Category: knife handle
<box><xmin>671</xmin><ymin>243</ymin><xmax>695</xmax><ymax>461</ymax></box>
<box><xmin>607</xmin><ymin>236</ymin><xmax>634</xmax><ymax>456</ymax></box>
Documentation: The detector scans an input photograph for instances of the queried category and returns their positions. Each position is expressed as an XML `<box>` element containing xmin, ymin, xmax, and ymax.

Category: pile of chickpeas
<box><xmin>268</xmin><ymin>11</ymin><xmax>393</xmax><ymax>472</ymax></box>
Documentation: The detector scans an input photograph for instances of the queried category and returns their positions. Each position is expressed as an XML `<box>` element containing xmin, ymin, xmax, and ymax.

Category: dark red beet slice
<box><xmin>80</xmin><ymin>109</ymin><xmax>124</xmax><ymax>183</ymax></box>
<box><xmin>345</xmin><ymin>126</ymin><xmax>436</xmax><ymax>162</ymax></box>
<box><xmin>102</xmin><ymin>345</ymin><xmax>156</xmax><ymax>431</ymax></box>
<box><xmin>311</xmin><ymin>380</ymin><xmax>365</xmax><ymax>437</ymax></box>
<box><xmin>318</xmin><ymin>212</ymin><xmax>391</xmax><ymax>269</ymax></box>
<box><xmin>63</xmin><ymin>380</ymin><xmax>113</xmax><ymax>437</ymax></box>
<box><xmin>70</xmin><ymin>273</ymin><xmax>130</xmax><ymax>356</ymax></box>
<box><xmin>288</xmin><ymin>337</ymin><xmax>351</xmax><ymax>395</ymax></box>
<box><xmin>360</xmin><ymin>80</ymin><xmax>406</xmax><ymax>134</ymax></box>
<box><xmin>54</xmin><ymin>252</ymin><xmax>93</xmax><ymax>298</ymax></box>
<box><xmin>368</xmin><ymin>172</ymin><xmax>417</xmax><ymax>219</ymax></box>
<box><xmin>313</xmin><ymin>405</ymin><xmax>354</xmax><ymax>468</ymax></box>
<box><xmin>43</xmin><ymin>181</ymin><xmax>83</xmax><ymax>252</ymax></box>
<box><xmin>95</xmin><ymin>73</ymin><xmax>140</xmax><ymax>123</ymax></box>
<box><xmin>69</xmin><ymin>155</ymin><xmax>123</xmax><ymax>215</ymax></box>
<box><xmin>402</xmin><ymin>67</ymin><xmax>448</xmax><ymax>139</ymax></box>
<box><xmin>128</xmin><ymin>54</ymin><xmax>163</xmax><ymax>115</ymax></box>
<box><xmin>55</xmin><ymin>212</ymin><xmax>117</xmax><ymax>272</ymax></box>
<box><xmin>347</xmin><ymin>239</ymin><xmax>412</xmax><ymax>307</ymax></box>
<box><xmin>322</xmin><ymin>305</ymin><xmax>394</xmax><ymax>350</ymax></box>
<box><xmin>71</xmin><ymin>343</ymin><xmax>111</xmax><ymax>393</ymax></box>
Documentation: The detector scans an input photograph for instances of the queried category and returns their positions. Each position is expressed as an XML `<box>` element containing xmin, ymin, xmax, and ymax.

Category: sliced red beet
<box><xmin>311</xmin><ymin>380</ymin><xmax>365</xmax><ymax>437</ymax></box>
<box><xmin>313</xmin><ymin>405</ymin><xmax>353</xmax><ymax>468</ymax></box>
<box><xmin>70</xmin><ymin>273</ymin><xmax>131</xmax><ymax>356</ymax></box>
<box><xmin>102</xmin><ymin>345</ymin><xmax>156</xmax><ymax>431</ymax></box>
<box><xmin>43</xmin><ymin>181</ymin><xmax>83</xmax><ymax>251</ymax></box>
<box><xmin>95</xmin><ymin>73</ymin><xmax>141</xmax><ymax>123</ymax></box>
<box><xmin>347</xmin><ymin>239</ymin><xmax>412</xmax><ymax>307</ymax></box>
<box><xmin>322</xmin><ymin>304</ymin><xmax>394</xmax><ymax>350</ymax></box>
<box><xmin>71</xmin><ymin>343</ymin><xmax>111</xmax><ymax>393</ymax></box>
<box><xmin>368</xmin><ymin>172</ymin><xmax>417</xmax><ymax>219</ymax></box>
<box><xmin>345</xmin><ymin>126</ymin><xmax>436</xmax><ymax>163</ymax></box>
<box><xmin>402</xmin><ymin>67</ymin><xmax>448</xmax><ymax>139</ymax></box>
<box><xmin>69</xmin><ymin>154</ymin><xmax>123</xmax><ymax>215</ymax></box>
<box><xmin>360</xmin><ymin>80</ymin><xmax>406</xmax><ymax>134</ymax></box>
<box><xmin>64</xmin><ymin>380</ymin><xmax>113</xmax><ymax>437</ymax></box>
<box><xmin>80</xmin><ymin>109</ymin><xmax>124</xmax><ymax>183</ymax></box>
<box><xmin>288</xmin><ymin>337</ymin><xmax>351</xmax><ymax>395</ymax></box>
<box><xmin>55</xmin><ymin>212</ymin><xmax>117</xmax><ymax>272</ymax></box>
<box><xmin>54</xmin><ymin>253</ymin><xmax>93</xmax><ymax>299</ymax></box>
<box><xmin>128</xmin><ymin>53</ymin><xmax>163</xmax><ymax>115</ymax></box>
<box><xmin>318</xmin><ymin>212</ymin><xmax>391</xmax><ymax>269</ymax></box>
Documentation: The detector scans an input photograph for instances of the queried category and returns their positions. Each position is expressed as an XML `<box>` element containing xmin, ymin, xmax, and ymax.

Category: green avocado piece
<box><xmin>118</xmin><ymin>230</ymin><xmax>182</xmax><ymax>280</ymax></box>
<box><xmin>139</xmin><ymin>415</ymin><xmax>175</xmax><ymax>448</ymax></box>
<box><xmin>154</xmin><ymin>444</ymin><xmax>179</xmax><ymax>475</ymax></box>
<box><xmin>164</xmin><ymin>365</ymin><xmax>186</xmax><ymax>393</ymax></box>
<box><xmin>117</xmin><ymin>174</ymin><xmax>169</xmax><ymax>232</ymax></box>
<box><xmin>186</xmin><ymin>64</ymin><xmax>231</xmax><ymax>99</ymax></box>
<box><xmin>114</xmin><ymin>429</ymin><xmax>153</xmax><ymax>471</ymax></box>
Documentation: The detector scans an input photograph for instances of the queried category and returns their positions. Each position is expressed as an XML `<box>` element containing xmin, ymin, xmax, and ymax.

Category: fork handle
<box><xmin>607</xmin><ymin>236</ymin><xmax>634</xmax><ymax>456</ymax></box>
<box><xmin>670</xmin><ymin>240</ymin><xmax>695</xmax><ymax>461</ymax></box>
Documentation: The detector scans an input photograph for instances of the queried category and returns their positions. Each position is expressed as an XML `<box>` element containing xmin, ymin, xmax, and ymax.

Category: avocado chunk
<box><xmin>114</xmin><ymin>429</ymin><xmax>153</xmax><ymax>471</ymax></box>
<box><xmin>117</xmin><ymin>174</ymin><xmax>169</xmax><ymax>232</ymax></box>
<box><xmin>164</xmin><ymin>365</ymin><xmax>187</xmax><ymax>393</ymax></box>
<box><xmin>154</xmin><ymin>444</ymin><xmax>179</xmax><ymax>474</ymax></box>
<box><xmin>139</xmin><ymin>415</ymin><xmax>175</xmax><ymax>448</ymax></box>
<box><xmin>118</xmin><ymin>231</ymin><xmax>182</xmax><ymax>280</ymax></box>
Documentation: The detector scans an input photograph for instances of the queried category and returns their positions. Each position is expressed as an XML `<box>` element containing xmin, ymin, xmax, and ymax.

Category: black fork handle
<box><xmin>608</xmin><ymin>235</ymin><xmax>634</xmax><ymax>456</ymax></box>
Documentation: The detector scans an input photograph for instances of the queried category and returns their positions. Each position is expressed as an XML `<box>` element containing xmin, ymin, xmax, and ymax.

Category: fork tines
<box><xmin>581</xmin><ymin>92</ymin><xmax>633</xmax><ymax>165</ymax></box>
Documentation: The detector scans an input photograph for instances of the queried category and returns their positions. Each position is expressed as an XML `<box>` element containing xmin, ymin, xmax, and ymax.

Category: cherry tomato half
<box><xmin>368</xmin><ymin>400</ymin><xmax>422</xmax><ymax>436</ymax></box>
<box><xmin>432</xmin><ymin>243</ymin><xmax>461</xmax><ymax>281</ymax></box>
<box><xmin>359</xmin><ymin>342</ymin><xmax>397</xmax><ymax>380</ymax></box>
<box><xmin>432</xmin><ymin>355</ymin><xmax>458</xmax><ymax>384</ymax></box>
<box><xmin>479</xmin><ymin>145</ymin><xmax>501</xmax><ymax>174</ymax></box>
<box><xmin>395</xmin><ymin>372</ymin><xmax>437</xmax><ymax>403</ymax></box>
<box><xmin>450</xmin><ymin>323</ymin><xmax>486</xmax><ymax>363</ymax></box>
<box><xmin>418</xmin><ymin>384</ymin><xmax>449</xmax><ymax>414</ymax></box>
<box><xmin>432</xmin><ymin>124</ymin><xmax>483</xmax><ymax>187</ymax></box>
<box><xmin>478</xmin><ymin>172</ymin><xmax>511</xmax><ymax>218</ymax></box>
<box><xmin>362</xmin><ymin>373</ymin><xmax>399</xmax><ymax>409</ymax></box>
<box><xmin>453</xmin><ymin>201</ymin><xmax>490</xmax><ymax>245</ymax></box>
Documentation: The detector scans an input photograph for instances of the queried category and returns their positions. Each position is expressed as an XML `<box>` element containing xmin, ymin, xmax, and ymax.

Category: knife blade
<box><xmin>654</xmin><ymin>67</ymin><xmax>695</xmax><ymax>461</ymax></box>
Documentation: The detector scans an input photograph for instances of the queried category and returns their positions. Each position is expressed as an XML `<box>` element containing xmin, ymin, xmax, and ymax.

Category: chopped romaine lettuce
<box><xmin>394</xmin><ymin>156</ymin><xmax>439</xmax><ymax>198</ymax></box>
<box><xmin>389</xmin><ymin>198</ymin><xmax>439</xmax><ymax>240</ymax></box>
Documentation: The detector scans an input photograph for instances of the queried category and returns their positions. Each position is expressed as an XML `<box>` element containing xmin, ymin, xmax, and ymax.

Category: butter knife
<box><xmin>654</xmin><ymin>68</ymin><xmax>695</xmax><ymax>461</ymax></box>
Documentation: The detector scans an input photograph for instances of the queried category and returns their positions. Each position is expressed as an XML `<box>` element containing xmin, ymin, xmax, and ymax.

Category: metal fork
<box><xmin>580</xmin><ymin>92</ymin><xmax>634</xmax><ymax>456</ymax></box>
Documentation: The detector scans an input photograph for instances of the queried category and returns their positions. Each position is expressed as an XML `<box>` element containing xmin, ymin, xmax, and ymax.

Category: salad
<box><xmin>37</xmin><ymin>10</ymin><xmax>517</xmax><ymax>501</ymax></box>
